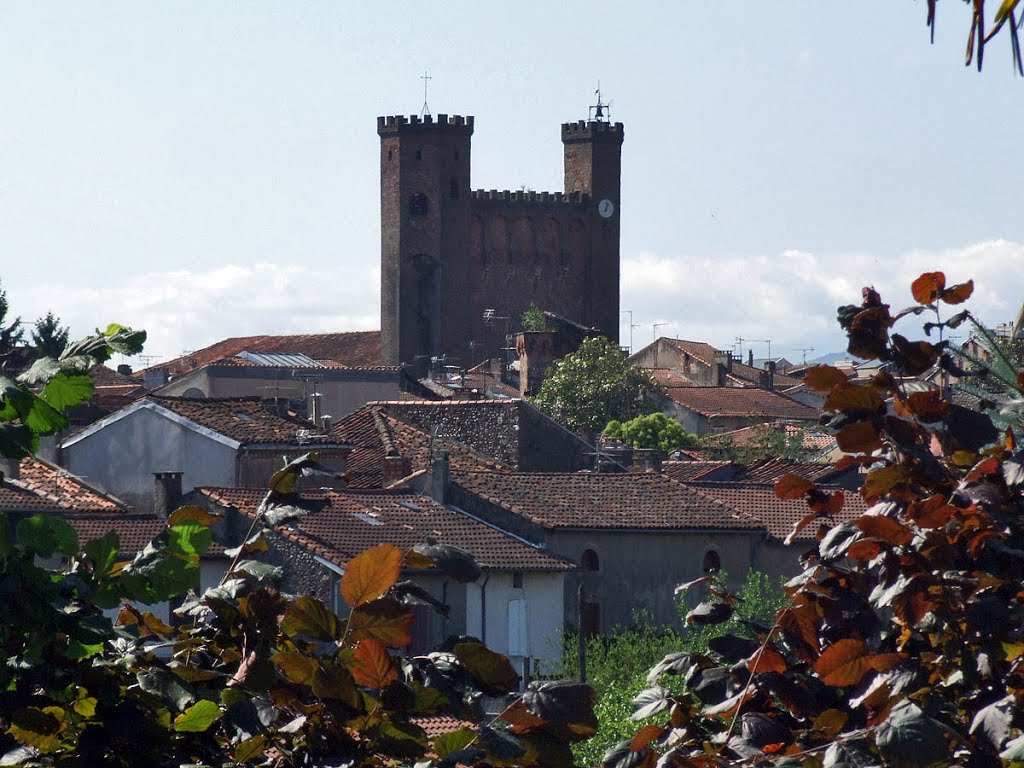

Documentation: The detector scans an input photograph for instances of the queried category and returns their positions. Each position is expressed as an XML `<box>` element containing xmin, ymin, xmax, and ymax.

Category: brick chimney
<box><xmin>382</xmin><ymin>454</ymin><xmax>412</xmax><ymax>487</ymax></box>
<box><xmin>153</xmin><ymin>471</ymin><xmax>183</xmax><ymax>519</ymax></box>
<box><xmin>633</xmin><ymin>448</ymin><xmax>664</xmax><ymax>473</ymax></box>
<box><xmin>712</xmin><ymin>351</ymin><xmax>732</xmax><ymax>386</ymax></box>
<box><xmin>760</xmin><ymin>360</ymin><xmax>776</xmax><ymax>390</ymax></box>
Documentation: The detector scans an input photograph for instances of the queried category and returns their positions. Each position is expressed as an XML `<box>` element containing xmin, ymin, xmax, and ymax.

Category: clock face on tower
<box><xmin>598</xmin><ymin>199</ymin><xmax>615</xmax><ymax>219</ymax></box>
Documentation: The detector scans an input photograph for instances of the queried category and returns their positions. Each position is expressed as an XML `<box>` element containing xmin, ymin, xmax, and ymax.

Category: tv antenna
<box><xmin>736</xmin><ymin>337</ymin><xmax>772</xmax><ymax>363</ymax></box>
<box><xmin>589</xmin><ymin>82</ymin><xmax>612</xmax><ymax>122</ymax></box>
<box><xmin>420</xmin><ymin>70</ymin><xmax>432</xmax><ymax>118</ymax></box>
<box><xmin>795</xmin><ymin>347</ymin><xmax>815</xmax><ymax>365</ymax></box>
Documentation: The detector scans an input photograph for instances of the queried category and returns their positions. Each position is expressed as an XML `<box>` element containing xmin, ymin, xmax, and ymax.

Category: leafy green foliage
<box><xmin>532</xmin><ymin>336</ymin><xmax>657</xmax><ymax>438</ymax></box>
<box><xmin>603</xmin><ymin>412</ymin><xmax>697</xmax><ymax>452</ymax></box>
<box><xmin>615</xmin><ymin>273</ymin><xmax>1024</xmax><ymax>766</ymax></box>
<box><xmin>521</xmin><ymin>303</ymin><xmax>547</xmax><ymax>332</ymax></box>
<box><xmin>700</xmin><ymin>424</ymin><xmax>811</xmax><ymax>462</ymax></box>
<box><xmin>0</xmin><ymin>280</ymin><xmax>24</xmax><ymax>364</ymax></box>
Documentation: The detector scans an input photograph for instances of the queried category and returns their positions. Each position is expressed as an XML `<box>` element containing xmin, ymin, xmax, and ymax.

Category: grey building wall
<box><xmin>61</xmin><ymin>406</ymin><xmax>237</xmax><ymax>514</ymax></box>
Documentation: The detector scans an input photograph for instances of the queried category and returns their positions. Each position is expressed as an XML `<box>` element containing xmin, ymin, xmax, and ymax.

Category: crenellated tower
<box><xmin>378</xmin><ymin>111</ymin><xmax>623</xmax><ymax>376</ymax></box>
<box><xmin>378</xmin><ymin>114</ymin><xmax>474</xmax><ymax>370</ymax></box>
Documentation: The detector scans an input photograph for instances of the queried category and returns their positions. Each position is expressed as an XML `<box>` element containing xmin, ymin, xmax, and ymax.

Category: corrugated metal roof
<box><xmin>237</xmin><ymin>350</ymin><xmax>325</xmax><ymax>368</ymax></box>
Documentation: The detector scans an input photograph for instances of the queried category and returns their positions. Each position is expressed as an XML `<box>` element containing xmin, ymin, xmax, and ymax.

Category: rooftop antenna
<box><xmin>420</xmin><ymin>70</ymin><xmax>432</xmax><ymax>118</ymax></box>
<box><xmin>589</xmin><ymin>82</ymin><xmax>611</xmax><ymax>122</ymax></box>
<box><xmin>736</xmin><ymin>336</ymin><xmax>772</xmax><ymax>363</ymax></box>
<box><xmin>795</xmin><ymin>347</ymin><xmax>815</xmax><ymax>365</ymax></box>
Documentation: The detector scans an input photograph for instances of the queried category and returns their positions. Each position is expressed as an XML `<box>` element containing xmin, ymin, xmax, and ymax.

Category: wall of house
<box><xmin>62</xmin><ymin>408</ymin><xmax>237</xmax><ymax>514</ymax></box>
<box><xmin>548</xmin><ymin>528</ymin><xmax>763</xmax><ymax>632</ymax></box>
<box><xmin>237</xmin><ymin>447</ymin><xmax>350</xmax><ymax>489</ymax></box>
<box><xmin>465</xmin><ymin>570</ymin><xmax>565</xmax><ymax>677</ymax></box>
<box><xmin>652</xmin><ymin>393</ymin><xmax>776</xmax><ymax>437</ymax></box>
<box><xmin>157</xmin><ymin>368</ymin><xmax>402</xmax><ymax>421</ymax></box>
<box><xmin>516</xmin><ymin>404</ymin><xmax>596</xmax><ymax>471</ymax></box>
<box><xmin>753</xmin><ymin>540</ymin><xmax>806</xmax><ymax>584</ymax></box>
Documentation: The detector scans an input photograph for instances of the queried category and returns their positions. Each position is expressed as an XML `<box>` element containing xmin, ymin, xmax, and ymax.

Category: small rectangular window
<box><xmin>415</xmin><ymin>149</ymin><xmax>422</xmax><ymax>160</ymax></box>
<box><xmin>512</xmin><ymin>572</ymin><xmax>523</xmax><ymax>589</ymax></box>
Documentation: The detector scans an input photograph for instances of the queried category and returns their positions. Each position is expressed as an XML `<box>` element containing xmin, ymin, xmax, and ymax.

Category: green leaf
<box><xmin>876</xmin><ymin>701</ymin><xmax>948</xmax><ymax>767</ymax></box>
<box><xmin>166</xmin><ymin>520</ymin><xmax>211</xmax><ymax>558</ymax></box>
<box><xmin>453</xmin><ymin>642</ymin><xmax>519</xmax><ymax>695</ymax></box>
<box><xmin>432</xmin><ymin>727</ymin><xmax>477</xmax><ymax>758</ymax></box>
<box><xmin>234</xmin><ymin>733</ymin><xmax>268</xmax><ymax>763</ymax></box>
<box><xmin>281</xmin><ymin>595</ymin><xmax>341</xmax><ymax>640</ymax></box>
<box><xmin>84</xmin><ymin>530</ymin><xmax>120</xmax><ymax>575</ymax></box>
<box><xmin>16</xmin><ymin>357</ymin><xmax>60</xmax><ymax>386</ymax></box>
<box><xmin>16</xmin><ymin>514</ymin><xmax>78</xmax><ymax>557</ymax></box>
<box><xmin>230</xmin><ymin>560</ymin><xmax>282</xmax><ymax>582</ymax></box>
<box><xmin>138</xmin><ymin>669</ymin><xmax>195</xmax><ymax>711</ymax></box>
<box><xmin>173</xmin><ymin>699</ymin><xmax>220</xmax><ymax>732</ymax></box>
<box><xmin>39</xmin><ymin>373</ymin><xmax>94</xmax><ymax>411</ymax></box>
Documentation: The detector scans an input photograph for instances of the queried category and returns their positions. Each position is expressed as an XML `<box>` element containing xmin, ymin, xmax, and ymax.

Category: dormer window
<box><xmin>409</xmin><ymin>193</ymin><xmax>429</xmax><ymax>216</ymax></box>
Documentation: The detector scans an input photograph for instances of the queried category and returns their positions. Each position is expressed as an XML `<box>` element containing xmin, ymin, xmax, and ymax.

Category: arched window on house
<box><xmin>581</xmin><ymin>549</ymin><xmax>600</xmax><ymax>571</ymax></box>
<box><xmin>409</xmin><ymin>193</ymin><xmax>429</xmax><ymax>216</ymax></box>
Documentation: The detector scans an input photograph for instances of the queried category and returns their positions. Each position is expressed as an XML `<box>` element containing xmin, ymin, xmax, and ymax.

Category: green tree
<box><xmin>0</xmin><ymin>280</ymin><xmax>24</xmax><ymax>365</ymax></box>
<box><xmin>521</xmin><ymin>303</ymin><xmax>547</xmax><ymax>332</ymax></box>
<box><xmin>30</xmin><ymin>312</ymin><xmax>70</xmax><ymax>360</ymax></box>
<box><xmin>604</xmin><ymin>412</ymin><xmax>698</xmax><ymax>452</ymax></box>
<box><xmin>532</xmin><ymin>336</ymin><xmax>656</xmax><ymax>439</ymax></box>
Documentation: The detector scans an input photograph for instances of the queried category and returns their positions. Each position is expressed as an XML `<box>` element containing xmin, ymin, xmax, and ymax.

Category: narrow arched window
<box><xmin>703</xmin><ymin>550</ymin><xmax>721</xmax><ymax>574</ymax></box>
<box><xmin>409</xmin><ymin>193</ymin><xmax>429</xmax><ymax>216</ymax></box>
<box><xmin>581</xmin><ymin>549</ymin><xmax>600</xmax><ymax>571</ymax></box>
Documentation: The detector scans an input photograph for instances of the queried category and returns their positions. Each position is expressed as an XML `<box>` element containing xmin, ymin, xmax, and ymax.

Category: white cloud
<box><xmin>15</xmin><ymin>263</ymin><xmax>379</xmax><ymax>364</ymax></box>
<box><xmin>621</xmin><ymin>239</ymin><xmax>1024</xmax><ymax>361</ymax></box>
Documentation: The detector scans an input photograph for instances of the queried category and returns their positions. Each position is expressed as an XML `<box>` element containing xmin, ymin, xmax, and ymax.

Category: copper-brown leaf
<box><xmin>813</xmin><ymin>638</ymin><xmax>872</xmax><ymax>687</ymax></box>
<box><xmin>854</xmin><ymin>516</ymin><xmax>913</xmax><ymax>546</ymax></box>
<box><xmin>896</xmin><ymin>390</ymin><xmax>950</xmax><ymax>423</ymax></box>
<box><xmin>837</xmin><ymin>420</ymin><xmax>884</xmax><ymax>454</ymax></box>
<box><xmin>940</xmin><ymin>280</ymin><xmax>974</xmax><ymax>305</ymax></box>
<box><xmin>823</xmin><ymin>382</ymin><xmax>885</xmax><ymax>414</ymax></box>
<box><xmin>861</xmin><ymin>465</ymin><xmax>907</xmax><ymax>501</ymax></box>
<box><xmin>908</xmin><ymin>495</ymin><xmax>955</xmax><ymax>528</ymax></box>
<box><xmin>804</xmin><ymin>365</ymin><xmax>849</xmax><ymax>392</ymax></box>
<box><xmin>775</xmin><ymin>474</ymin><xmax>814</xmax><ymax>501</ymax></box>
<box><xmin>630</xmin><ymin>724</ymin><xmax>666</xmax><ymax>752</ymax></box>
<box><xmin>785</xmin><ymin>512</ymin><xmax>825</xmax><ymax>546</ymax></box>
<box><xmin>348</xmin><ymin>599</ymin><xmax>413</xmax><ymax>647</ymax></box>
<box><xmin>352</xmin><ymin>639</ymin><xmax>397</xmax><ymax>689</ymax></box>
<box><xmin>911</xmin><ymin>271</ymin><xmax>946</xmax><ymax>305</ymax></box>
<box><xmin>340</xmin><ymin>543</ymin><xmax>403</xmax><ymax>608</ymax></box>
<box><xmin>748</xmin><ymin>647</ymin><xmax>787</xmax><ymax>675</ymax></box>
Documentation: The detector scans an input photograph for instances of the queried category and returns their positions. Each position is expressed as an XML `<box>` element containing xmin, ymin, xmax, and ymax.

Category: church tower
<box><xmin>377</xmin><ymin>114</ymin><xmax>474</xmax><ymax>370</ymax></box>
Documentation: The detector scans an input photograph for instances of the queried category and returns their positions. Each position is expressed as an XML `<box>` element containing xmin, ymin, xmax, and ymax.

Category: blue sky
<box><xmin>2</xmin><ymin>2</ymin><xmax>1022</xmax><ymax>364</ymax></box>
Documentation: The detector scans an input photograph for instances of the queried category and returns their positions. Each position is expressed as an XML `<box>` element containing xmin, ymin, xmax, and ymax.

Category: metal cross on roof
<box><xmin>420</xmin><ymin>70</ymin><xmax>432</xmax><ymax>118</ymax></box>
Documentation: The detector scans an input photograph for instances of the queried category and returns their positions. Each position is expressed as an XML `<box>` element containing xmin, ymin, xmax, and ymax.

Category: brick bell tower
<box><xmin>562</xmin><ymin>113</ymin><xmax>624</xmax><ymax>346</ymax></box>
<box><xmin>377</xmin><ymin>114</ymin><xmax>474</xmax><ymax>372</ymax></box>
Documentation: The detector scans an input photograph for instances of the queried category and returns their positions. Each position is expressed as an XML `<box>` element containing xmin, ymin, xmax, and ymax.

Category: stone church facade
<box><xmin>378</xmin><ymin>113</ymin><xmax>624</xmax><ymax>374</ymax></box>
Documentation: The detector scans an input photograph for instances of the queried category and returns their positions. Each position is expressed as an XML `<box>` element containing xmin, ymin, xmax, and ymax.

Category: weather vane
<box><xmin>420</xmin><ymin>70</ymin><xmax>432</xmax><ymax>118</ymax></box>
<box><xmin>589</xmin><ymin>81</ymin><xmax>611</xmax><ymax>122</ymax></box>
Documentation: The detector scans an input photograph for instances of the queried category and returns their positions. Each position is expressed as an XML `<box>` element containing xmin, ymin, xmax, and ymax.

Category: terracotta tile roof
<box><xmin>16</xmin><ymin>456</ymin><xmax>128</xmax><ymax>512</ymax></box>
<box><xmin>657</xmin><ymin>340</ymin><xmax>803</xmax><ymax>388</ymax></box>
<box><xmin>711</xmin><ymin>422</ymin><xmax>835</xmax><ymax>453</ymax></box>
<box><xmin>331</xmin><ymin>406</ymin><xmax>509</xmax><ymax>489</ymax></box>
<box><xmin>451</xmin><ymin>470</ymin><xmax>764</xmax><ymax>531</ymax></box>
<box><xmin>686</xmin><ymin>481</ymin><xmax>866</xmax><ymax>540</ymax></box>
<box><xmin>740</xmin><ymin>457</ymin><xmax>849</xmax><ymax>484</ymax></box>
<box><xmin>0</xmin><ymin>483</ymin><xmax>71</xmax><ymax>514</ymax></box>
<box><xmin>409</xmin><ymin>715</ymin><xmax>475</xmax><ymax>737</ymax></box>
<box><xmin>148</xmin><ymin>396</ymin><xmax>352</xmax><ymax>446</ymax></box>
<box><xmin>89</xmin><ymin>364</ymin><xmax>148</xmax><ymax>408</ymax></box>
<box><xmin>64</xmin><ymin>514</ymin><xmax>166</xmax><ymax>557</ymax></box>
<box><xmin>663</xmin><ymin>387</ymin><xmax>819</xmax><ymax>420</ymax></box>
<box><xmin>141</xmin><ymin>331</ymin><xmax>382</xmax><ymax>377</ymax></box>
<box><xmin>659</xmin><ymin>460</ymin><xmax>742</xmax><ymax>483</ymax></box>
<box><xmin>651</xmin><ymin>369</ymin><xmax>698</xmax><ymax>388</ymax></box>
<box><xmin>198</xmin><ymin>487</ymin><xmax>573</xmax><ymax>571</ymax></box>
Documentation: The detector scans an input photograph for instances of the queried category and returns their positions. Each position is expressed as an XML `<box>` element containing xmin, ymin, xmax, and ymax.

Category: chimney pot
<box><xmin>430</xmin><ymin>450</ymin><xmax>450</xmax><ymax>503</ymax></box>
<box><xmin>117</xmin><ymin>363</ymin><xmax>133</xmax><ymax>376</ymax></box>
<box><xmin>0</xmin><ymin>456</ymin><xmax>21</xmax><ymax>483</ymax></box>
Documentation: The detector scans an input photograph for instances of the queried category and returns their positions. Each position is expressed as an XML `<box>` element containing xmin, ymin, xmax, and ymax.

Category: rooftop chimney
<box><xmin>430</xmin><ymin>450</ymin><xmax>450</xmax><ymax>504</ymax></box>
<box><xmin>321</xmin><ymin>415</ymin><xmax>332</xmax><ymax>435</ymax></box>
<box><xmin>0</xmin><ymin>456</ymin><xmax>20</xmax><ymax>483</ymax></box>
<box><xmin>747</xmin><ymin>350</ymin><xmax>754</xmax><ymax>367</ymax></box>
<box><xmin>117</xmin><ymin>363</ymin><xmax>133</xmax><ymax>377</ymax></box>
<box><xmin>633</xmin><ymin>448</ymin><xmax>664</xmax><ymax>473</ymax></box>
<box><xmin>383</xmin><ymin>454</ymin><xmax>413</xmax><ymax>487</ymax></box>
<box><xmin>153</xmin><ymin>471</ymin><xmax>183</xmax><ymax>519</ymax></box>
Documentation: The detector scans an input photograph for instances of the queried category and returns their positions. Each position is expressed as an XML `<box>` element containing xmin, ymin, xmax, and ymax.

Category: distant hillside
<box><xmin>807</xmin><ymin>350</ymin><xmax>864</xmax><ymax>366</ymax></box>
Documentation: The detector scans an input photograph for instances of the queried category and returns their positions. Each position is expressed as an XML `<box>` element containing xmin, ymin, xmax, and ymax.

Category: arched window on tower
<box><xmin>581</xmin><ymin>549</ymin><xmax>600</xmax><ymax>571</ymax></box>
<box><xmin>409</xmin><ymin>193</ymin><xmax>429</xmax><ymax>216</ymax></box>
<box><xmin>450</xmin><ymin>177</ymin><xmax>460</xmax><ymax>199</ymax></box>
<box><xmin>703</xmin><ymin>550</ymin><xmax>721</xmax><ymax>574</ymax></box>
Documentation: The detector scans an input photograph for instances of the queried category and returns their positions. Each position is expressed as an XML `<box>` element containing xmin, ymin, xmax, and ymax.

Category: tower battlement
<box><xmin>377</xmin><ymin>114</ymin><xmax>475</xmax><ymax>134</ymax></box>
<box><xmin>470</xmin><ymin>189</ymin><xmax>588</xmax><ymax>205</ymax></box>
<box><xmin>560</xmin><ymin>120</ymin><xmax>625</xmax><ymax>142</ymax></box>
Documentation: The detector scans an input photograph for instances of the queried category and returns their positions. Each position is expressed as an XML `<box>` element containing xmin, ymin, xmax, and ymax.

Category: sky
<box><xmin>2</xmin><ymin>2</ymin><xmax>1023</xmax><ymax>367</ymax></box>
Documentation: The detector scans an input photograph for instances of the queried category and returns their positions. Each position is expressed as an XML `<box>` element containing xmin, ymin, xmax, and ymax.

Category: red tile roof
<box><xmin>64</xmin><ymin>514</ymin><xmax>166</xmax><ymax>557</ymax></box>
<box><xmin>451</xmin><ymin>470</ymin><xmax>764</xmax><ymax>531</ymax></box>
<box><xmin>659</xmin><ymin>460</ymin><xmax>741</xmax><ymax>483</ymax></box>
<box><xmin>198</xmin><ymin>487</ymin><xmax>573</xmax><ymax>571</ymax></box>
<box><xmin>148</xmin><ymin>396</ymin><xmax>353</xmax><ymax>446</ymax></box>
<box><xmin>686</xmin><ymin>481</ymin><xmax>866</xmax><ymax>540</ymax></box>
<box><xmin>740</xmin><ymin>457</ymin><xmax>850</xmax><ymax>485</ymax></box>
<box><xmin>663</xmin><ymin>387</ymin><xmax>819</xmax><ymax>420</ymax></box>
<box><xmin>661</xmin><ymin>339</ymin><xmax>804</xmax><ymax>388</ymax></box>
<box><xmin>331</xmin><ymin>406</ymin><xmax>509</xmax><ymax>489</ymax></box>
<box><xmin>141</xmin><ymin>331</ymin><xmax>382</xmax><ymax>377</ymax></box>
<box><xmin>409</xmin><ymin>715</ymin><xmax>475</xmax><ymax>737</ymax></box>
<box><xmin>89</xmin><ymin>364</ymin><xmax>148</xmax><ymax>408</ymax></box>
<box><xmin>712</xmin><ymin>423</ymin><xmax>834</xmax><ymax>453</ymax></box>
<box><xmin>16</xmin><ymin>456</ymin><xmax>127</xmax><ymax>512</ymax></box>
